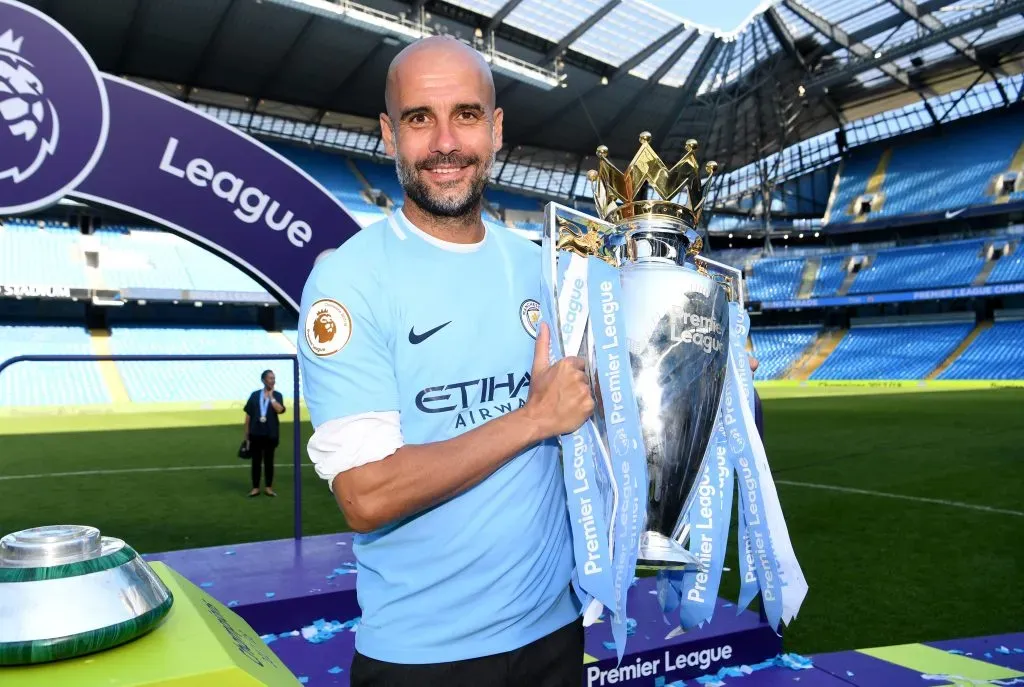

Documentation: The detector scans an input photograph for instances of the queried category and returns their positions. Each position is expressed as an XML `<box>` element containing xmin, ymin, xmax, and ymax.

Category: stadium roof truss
<box><xmin>26</xmin><ymin>0</ymin><xmax>1024</xmax><ymax>217</ymax></box>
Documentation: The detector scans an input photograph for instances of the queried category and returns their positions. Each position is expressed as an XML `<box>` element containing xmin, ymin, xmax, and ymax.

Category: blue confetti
<box><xmin>986</xmin><ymin>652</ymin><xmax>994</xmax><ymax>659</ymax></box>
<box><xmin>723</xmin><ymin>603</ymin><xmax>734</xmax><ymax>608</ymax></box>
<box><xmin>996</xmin><ymin>646</ymin><xmax>1011</xmax><ymax>655</ymax></box>
<box><xmin>947</xmin><ymin>649</ymin><xmax>966</xmax><ymax>655</ymax></box>
<box><xmin>298</xmin><ymin>678</ymin><xmax>309</xmax><ymax>684</ymax></box>
<box><xmin>265</xmin><ymin>592</ymin><xmax>276</xmax><ymax>598</ymax></box>
<box><xmin>626</xmin><ymin>618</ymin><xmax>637</xmax><ymax>637</ymax></box>
<box><xmin>655</xmin><ymin>677</ymin><xmax>666</xmax><ymax>687</ymax></box>
<box><xmin>300</xmin><ymin>617</ymin><xmax>362</xmax><ymax>644</ymax></box>
<box><xmin>200</xmin><ymin>582</ymin><xmax>214</xmax><ymax>588</ymax></box>
<box><xmin>227</xmin><ymin>600</ymin><xmax>239</xmax><ymax>608</ymax></box>
<box><xmin>1014</xmin><ymin>648</ymin><xmax>1024</xmax><ymax>654</ymax></box>
<box><xmin>603</xmin><ymin>641</ymin><xmax>617</xmax><ymax>651</ymax></box>
<box><xmin>224</xmin><ymin>550</ymin><xmax>236</xmax><ymax>556</ymax></box>
<box><xmin>327</xmin><ymin>666</ymin><xmax>343</xmax><ymax>674</ymax></box>
<box><xmin>846</xmin><ymin>671</ymin><xmax>855</xmax><ymax>677</ymax></box>
<box><xmin>260</xmin><ymin>633</ymin><xmax>277</xmax><ymax>645</ymax></box>
<box><xmin>667</xmin><ymin>682</ymin><xmax>687</xmax><ymax>687</ymax></box>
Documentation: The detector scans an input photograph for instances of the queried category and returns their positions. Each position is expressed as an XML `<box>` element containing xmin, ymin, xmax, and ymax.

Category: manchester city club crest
<box><xmin>520</xmin><ymin>299</ymin><xmax>540</xmax><ymax>338</ymax></box>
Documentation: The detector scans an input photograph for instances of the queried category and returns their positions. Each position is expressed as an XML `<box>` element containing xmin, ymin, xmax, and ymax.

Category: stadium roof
<box><xmin>29</xmin><ymin>0</ymin><xmax>1024</xmax><ymax>204</ymax></box>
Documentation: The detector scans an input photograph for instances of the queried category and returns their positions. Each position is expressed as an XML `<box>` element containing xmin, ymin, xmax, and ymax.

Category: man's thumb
<box><xmin>532</xmin><ymin>322</ymin><xmax>551</xmax><ymax>375</ymax></box>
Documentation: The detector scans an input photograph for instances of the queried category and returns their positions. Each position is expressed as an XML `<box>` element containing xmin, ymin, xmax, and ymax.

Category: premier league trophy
<box><xmin>540</xmin><ymin>132</ymin><xmax>806</xmax><ymax>658</ymax></box>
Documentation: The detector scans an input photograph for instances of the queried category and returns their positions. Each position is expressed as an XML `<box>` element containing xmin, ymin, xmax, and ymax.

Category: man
<box><xmin>243</xmin><ymin>369</ymin><xmax>286</xmax><ymax>497</ymax></box>
<box><xmin>297</xmin><ymin>36</ymin><xmax>592</xmax><ymax>687</ymax></box>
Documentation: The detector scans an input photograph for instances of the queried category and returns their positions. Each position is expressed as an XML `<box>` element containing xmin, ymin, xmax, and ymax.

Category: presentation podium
<box><xmin>3</xmin><ymin>563</ymin><xmax>301</xmax><ymax>687</ymax></box>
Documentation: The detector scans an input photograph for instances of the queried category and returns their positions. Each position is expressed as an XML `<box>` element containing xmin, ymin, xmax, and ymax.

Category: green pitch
<box><xmin>0</xmin><ymin>388</ymin><xmax>1021</xmax><ymax>655</ymax></box>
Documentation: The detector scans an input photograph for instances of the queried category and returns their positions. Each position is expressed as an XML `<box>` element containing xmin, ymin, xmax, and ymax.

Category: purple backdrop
<box><xmin>0</xmin><ymin>0</ymin><xmax>363</xmax><ymax>311</ymax></box>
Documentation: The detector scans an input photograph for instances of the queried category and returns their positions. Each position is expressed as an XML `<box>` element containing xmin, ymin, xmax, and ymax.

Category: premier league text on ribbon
<box><xmin>159</xmin><ymin>137</ymin><xmax>313</xmax><ymax>248</ymax></box>
<box><xmin>571</xmin><ymin>430</ymin><xmax>605</xmax><ymax>576</ymax></box>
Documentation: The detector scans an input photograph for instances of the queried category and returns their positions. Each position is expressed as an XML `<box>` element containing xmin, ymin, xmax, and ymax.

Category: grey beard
<box><xmin>394</xmin><ymin>153</ymin><xmax>493</xmax><ymax>219</ymax></box>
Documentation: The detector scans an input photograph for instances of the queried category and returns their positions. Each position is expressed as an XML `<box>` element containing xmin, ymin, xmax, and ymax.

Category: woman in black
<box><xmin>243</xmin><ymin>370</ymin><xmax>286</xmax><ymax>497</ymax></box>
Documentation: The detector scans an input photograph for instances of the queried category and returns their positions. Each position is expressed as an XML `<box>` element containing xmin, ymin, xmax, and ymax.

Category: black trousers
<box><xmin>249</xmin><ymin>435</ymin><xmax>277</xmax><ymax>488</ymax></box>
<box><xmin>350</xmin><ymin>619</ymin><xmax>584</xmax><ymax>687</ymax></box>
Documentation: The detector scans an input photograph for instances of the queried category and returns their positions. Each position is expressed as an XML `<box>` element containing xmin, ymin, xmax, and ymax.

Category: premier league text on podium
<box><xmin>540</xmin><ymin>132</ymin><xmax>807</xmax><ymax>659</ymax></box>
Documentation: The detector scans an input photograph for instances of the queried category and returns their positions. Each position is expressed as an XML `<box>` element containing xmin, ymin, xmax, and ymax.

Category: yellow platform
<box><xmin>3</xmin><ymin>562</ymin><xmax>301</xmax><ymax>686</ymax></box>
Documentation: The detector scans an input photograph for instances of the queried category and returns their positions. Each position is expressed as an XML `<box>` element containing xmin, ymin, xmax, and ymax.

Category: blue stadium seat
<box><xmin>750</xmin><ymin>327</ymin><xmax>819</xmax><ymax>380</ymax></box>
<box><xmin>939</xmin><ymin>321</ymin><xmax>1024</xmax><ymax>380</ymax></box>
<box><xmin>827</xmin><ymin>110</ymin><xmax>1024</xmax><ymax>223</ymax></box>
<box><xmin>987</xmin><ymin>244</ymin><xmax>1024</xmax><ymax>284</ymax></box>
<box><xmin>810</xmin><ymin>322</ymin><xmax>972</xmax><ymax>379</ymax></box>
<box><xmin>0</xmin><ymin>324</ymin><xmax>110</xmax><ymax>406</ymax></box>
<box><xmin>487</xmin><ymin>190</ymin><xmax>542</xmax><ymax>213</ymax></box>
<box><xmin>107</xmin><ymin>325</ymin><xmax>297</xmax><ymax>404</ymax></box>
<box><xmin>848</xmin><ymin>240</ymin><xmax>985</xmax><ymax>294</ymax></box>
<box><xmin>271</xmin><ymin>145</ymin><xmax>387</xmax><ymax>228</ymax></box>
<box><xmin>746</xmin><ymin>258</ymin><xmax>804</xmax><ymax>302</ymax></box>
<box><xmin>811</xmin><ymin>255</ymin><xmax>847</xmax><ymax>297</ymax></box>
<box><xmin>0</xmin><ymin>221</ymin><xmax>89</xmax><ymax>289</ymax></box>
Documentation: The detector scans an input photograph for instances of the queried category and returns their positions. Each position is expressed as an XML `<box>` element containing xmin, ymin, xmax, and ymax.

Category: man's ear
<box><xmin>380</xmin><ymin>113</ymin><xmax>396</xmax><ymax>157</ymax></box>
<box><xmin>492</xmin><ymin>107</ymin><xmax>504</xmax><ymax>151</ymax></box>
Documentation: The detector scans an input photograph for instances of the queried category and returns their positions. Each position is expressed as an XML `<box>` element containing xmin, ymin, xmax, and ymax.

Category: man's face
<box><xmin>264</xmin><ymin>373</ymin><xmax>275</xmax><ymax>389</ymax></box>
<box><xmin>381</xmin><ymin>48</ymin><xmax>503</xmax><ymax>218</ymax></box>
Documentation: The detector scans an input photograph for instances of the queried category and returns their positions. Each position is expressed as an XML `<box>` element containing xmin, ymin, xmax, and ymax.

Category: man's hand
<box><xmin>522</xmin><ymin>322</ymin><xmax>595</xmax><ymax>440</ymax></box>
<box><xmin>749</xmin><ymin>355</ymin><xmax>759</xmax><ymax>373</ymax></box>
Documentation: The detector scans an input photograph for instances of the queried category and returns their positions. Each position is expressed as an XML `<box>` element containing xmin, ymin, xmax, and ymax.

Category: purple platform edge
<box><xmin>144</xmin><ymin>535</ymin><xmax>1024</xmax><ymax>687</ymax></box>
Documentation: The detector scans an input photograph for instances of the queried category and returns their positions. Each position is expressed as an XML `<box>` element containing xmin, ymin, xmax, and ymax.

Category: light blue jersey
<box><xmin>297</xmin><ymin>210</ymin><xmax>577</xmax><ymax>664</ymax></box>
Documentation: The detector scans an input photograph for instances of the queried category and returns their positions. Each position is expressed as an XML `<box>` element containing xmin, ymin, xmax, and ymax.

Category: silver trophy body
<box><xmin>589</xmin><ymin>219</ymin><xmax>731</xmax><ymax>569</ymax></box>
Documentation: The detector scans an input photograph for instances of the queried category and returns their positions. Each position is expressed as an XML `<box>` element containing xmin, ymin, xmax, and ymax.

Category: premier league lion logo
<box><xmin>0</xmin><ymin>28</ymin><xmax>59</xmax><ymax>184</ymax></box>
<box><xmin>312</xmin><ymin>309</ymin><xmax>336</xmax><ymax>344</ymax></box>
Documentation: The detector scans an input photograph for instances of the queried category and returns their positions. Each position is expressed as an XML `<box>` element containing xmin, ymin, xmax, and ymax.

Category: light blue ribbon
<box><xmin>587</xmin><ymin>257</ymin><xmax>648</xmax><ymax>660</ymax></box>
<box><xmin>540</xmin><ymin>244</ymin><xmax>616</xmax><ymax>618</ymax></box>
<box><xmin>724</xmin><ymin>303</ymin><xmax>784</xmax><ymax>631</ymax></box>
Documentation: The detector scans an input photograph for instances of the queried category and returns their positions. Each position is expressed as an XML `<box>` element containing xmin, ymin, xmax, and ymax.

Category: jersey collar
<box><xmin>389</xmin><ymin>208</ymin><xmax>488</xmax><ymax>254</ymax></box>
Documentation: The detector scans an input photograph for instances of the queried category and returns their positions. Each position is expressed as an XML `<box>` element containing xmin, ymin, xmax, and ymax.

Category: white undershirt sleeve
<box><xmin>306</xmin><ymin>411</ymin><xmax>405</xmax><ymax>492</ymax></box>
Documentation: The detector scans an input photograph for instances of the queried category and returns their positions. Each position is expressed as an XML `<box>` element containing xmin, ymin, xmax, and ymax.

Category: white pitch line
<box><xmin>776</xmin><ymin>479</ymin><xmax>1024</xmax><ymax>517</ymax></box>
<box><xmin>0</xmin><ymin>464</ymin><xmax>310</xmax><ymax>482</ymax></box>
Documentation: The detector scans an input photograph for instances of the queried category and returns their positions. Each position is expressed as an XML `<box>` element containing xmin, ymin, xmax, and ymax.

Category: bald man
<box><xmin>298</xmin><ymin>36</ymin><xmax>591</xmax><ymax>686</ymax></box>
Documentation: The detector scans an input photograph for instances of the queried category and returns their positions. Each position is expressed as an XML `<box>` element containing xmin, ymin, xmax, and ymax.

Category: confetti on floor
<box><xmin>199</xmin><ymin>582</ymin><xmax>213</xmax><ymax>588</ymax></box>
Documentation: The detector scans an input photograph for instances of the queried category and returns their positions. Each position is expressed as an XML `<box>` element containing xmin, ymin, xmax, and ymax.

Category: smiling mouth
<box><xmin>425</xmin><ymin>166</ymin><xmax>468</xmax><ymax>175</ymax></box>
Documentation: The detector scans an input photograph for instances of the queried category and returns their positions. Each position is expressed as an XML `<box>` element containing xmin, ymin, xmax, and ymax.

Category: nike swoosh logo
<box><xmin>408</xmin><ymin>321</ymin><xmax>451</xmax><ymax>345</ymax></box>
<box><xmin>945</xmin><ymin>208</ymin><xmax>966</xmax><ymax>219</ymax></box>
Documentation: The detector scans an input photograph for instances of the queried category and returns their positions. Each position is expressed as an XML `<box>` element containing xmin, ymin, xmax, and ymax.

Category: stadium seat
<box><xmin>810</xmin><ymin>322</ymin><xmax>972</xmax><ymax>379</ymax></box>
<box><xmin>811</xmin><ymin>254</ymin><xmax>847</xmax><ymax>298</ymax></box>
<box><xmin>987</xmin><ymin>243</ymin><xmax>1024</xmax><ymax>284</ymax></box>
<box><xmin>0</xmin><ymin>324</ymin><xmax>110</xmax><ymax>406</ymax></box>
<box><xmin>745</xmin><ymin>257</ymin><xmax>804</xmax><ymax>302</ymax></box>
<box><xmin>827</xmin><ymin>109</ymin><xmax>1024</xmax><ymax>223</ymax></box>
<box><xmin>939</xmin><ymin>321</ymin><xmax>1024</xmax><ymax>379</ymax></box>
<box><xmin>848</xmin><ymin>240</ymin><xmax>986</xmax><ymax>294</ymax></box>
<box><xmin>0</xmin><ymin>221</ymin><xmax>89</xmax><ymax>289</ymax></box>
<box><xmin>107</xmin><ymin>325</ymin><xmax>298</xmax><ymax>404</ymax></box>
<box><xmin>750</xmin><ymin>327</ymin><xmax>819</xmax><ymax>380</ymax></box>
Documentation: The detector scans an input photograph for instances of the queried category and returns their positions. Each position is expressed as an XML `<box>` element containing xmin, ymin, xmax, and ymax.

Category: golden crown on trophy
<box><xmin>587</xmin><ymin>132</ymin><xmax>718</xmax><ymax>228</ymax></box>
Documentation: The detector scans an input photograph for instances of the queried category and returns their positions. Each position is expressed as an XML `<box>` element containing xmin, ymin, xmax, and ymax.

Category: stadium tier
<box><xmin>811</xmin><ymin>255</ymin><xmax>847</xmax><ymax>298</ymax></box>
<box><xmin>750</xmin><ymin>327</ymin><xmax>820</xmax><ymax>380</ymax></box>
<box><xmin>826</xmin><ymin>109</ymin><xmax>1024</xmax><ymax>224</ymax></box>
<box><xmin>987</xmin><ymin>241</ymin><xmax>1024</xmax><ymax>284</ymax></box>
<box><xmin>939</xmin><ymin>320</ymin><xmax>1024</xmax><ymax>380</ymax></box>
<box><xmin>107</xmin><ymin>325</ymin><xmax>298</xmax><ymax>404</ymax></box>
<box><xmin>0</xmin><ymin>220</ymin><xmax>90</xmax><ymax>289</ymax></box>
<box><xmin>745</xmin><ymin>258</ymin><xmax>804</xmax><ymax>302</ymax></box>
<box><xmin>809</xmin><ymin>323</ymin><xmax>974</xmax><ymax>380</ymax></box>
<box><xmin>847</xmin><ymin>239</ymin><xmax>987</xmax><ymax>295</ymax></box>
<box><xmin>0</xmin><ymin>324</ymin><xmax>109</xmax><ymax>406</ymax></box>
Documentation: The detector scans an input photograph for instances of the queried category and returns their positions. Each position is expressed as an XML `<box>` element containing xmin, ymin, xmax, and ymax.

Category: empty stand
<box><xmin>826</xmin><ymin>109</ymin><xmax>1024</xmax><ymax>223</ymax></box>
<box><xmin>939</xmin><ymin>320</ymin><xmax>1024</xmax><ymax>380</ymax></box>
<box><xmin>746</xmin><ymin>258</ymin><xmax>804</xmax><ymax>302</ymax></box>
<box><xmin>848</xmin><ymin>240</ymin><xmax>986</xmax><ymax>294</ymax></box>
<box><xmin>987</xmin><ymin>242</ymin><xmax>1024</xmax><ymax>284</ymax></box>
<box><xmin>0</xmin><ymin>324</ymin><xmax>110</xmax><ymax>407</ymax></box>
<box><xmin>811</xmin><ymin>254</ymin><xmax>848</xmax><ymax>298</ymax></box>
<box><xmin>106</xmin><ymin>325</ymin><xmax>298</xmax><ymax>404</ymax></box>
<box><xmin>0</xmin><ymin>221</ymin><xmax>89</xmax><ymax>289</ymax></box>
<box><xmin>750</xmin><ymin>327</ymin><xmax>820</xmax><ymax>380</ymax></box>
<box><xmin>810</xmin><ymin>322</ymin><xmax>972</xmax><ymax>380</ymax></box>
